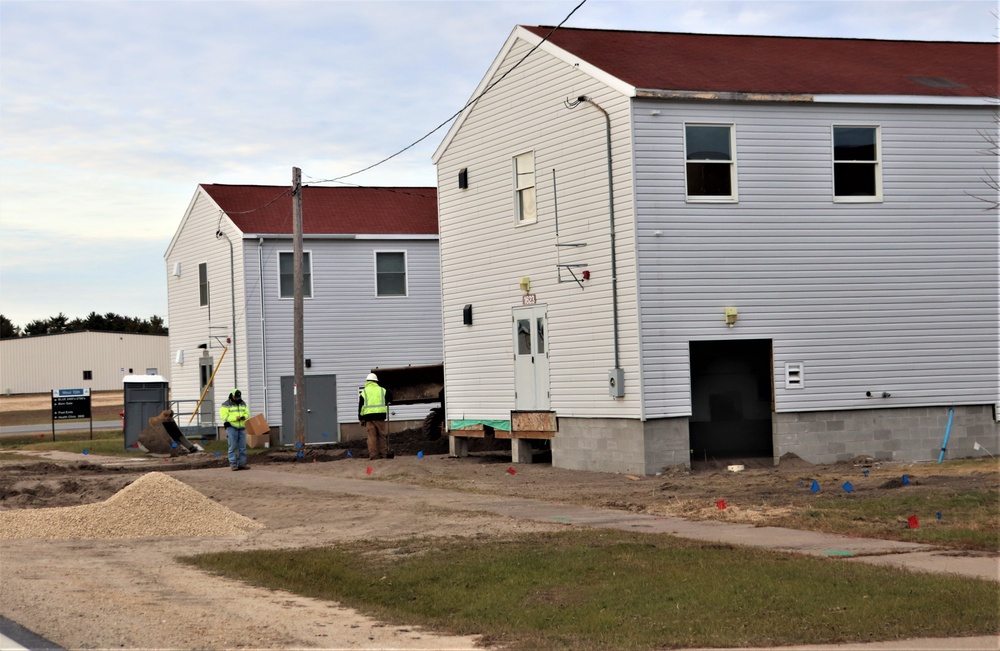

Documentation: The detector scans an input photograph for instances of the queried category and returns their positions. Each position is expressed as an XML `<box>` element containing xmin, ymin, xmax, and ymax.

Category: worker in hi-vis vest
<box><xmin>359</xmin><ymin>373</ymin><xmax>393</xmax><ymax>459</ymax></box>
<box><xmin>220</xmin><ymin>388</ymin><xmax>251</xmax><ymax>471</ymax></box>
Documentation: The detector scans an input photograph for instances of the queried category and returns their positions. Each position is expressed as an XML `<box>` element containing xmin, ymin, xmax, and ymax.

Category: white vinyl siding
<box><xmin>435</xmin><ymin>38</ymin><xmax>641</xmax><ymax>422</ymax></box>
<box><xmin>165</xmin><ymin>189</ymin><xmax>250</xmax><ymax>414</ymax></box>
<box><xmin>633</xmin><ymin>100</ymin><xmax>998</xmax><ymax>418</ymax></box>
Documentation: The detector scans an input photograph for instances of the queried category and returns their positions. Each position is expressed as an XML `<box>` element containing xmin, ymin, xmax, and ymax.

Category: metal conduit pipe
<box><xmin>215</xmin><ymin>229</ymin><xmax>238</xmax><ymax>390</ymax></box>
<box><xmin>566</xmin><ymin>95</ymin><xmax>621</xmax><ymax>373</ymax></box>
<box><xmin>258</xmin><ymin>237</ymin><xmax>268</xmax><ymax>418</ymax></box>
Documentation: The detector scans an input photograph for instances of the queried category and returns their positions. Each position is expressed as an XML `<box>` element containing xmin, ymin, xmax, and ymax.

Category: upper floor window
<box><xmin>279</xmin><ymin>251</ymin><xmax>312</xmax><ymax>298</ymax></box>
<box><xmin>375</xmin><ymin>251</ymin><xmax>407</xmax><ymax>297</ymax></box>
<box><xmin>833</xmin><ymin>126</ymin><xmax>881</xmax><ymax>202</ymax></box>
<box><xmin>685</xmin><ymin>124</ymin><xmax>737</xmax><ymax>201</ymax></box>
<box><xmin>198</xmin><ymin>263</ymin><xmax>209</xmax><ymax>307</ymax></box>
<box><xmin>513</xmin><ymin>151</ymin><xmax>536</xmax><ymax>225</ymax></box>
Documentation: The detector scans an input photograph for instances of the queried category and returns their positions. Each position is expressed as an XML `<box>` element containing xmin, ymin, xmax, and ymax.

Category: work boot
<box><xmin>238</xmin><ymin>465</ymin><xmax>250</xmax><ymax>470</ymax></box>
<box><xmin>231</xmin><ymin>466</ymin><xmax>239</xmax><ymax>471</ymax></box>
<box><xmin>386</xmin><ymin>452</ymin><xmax>395</xmax><ymax>459</ymax></box>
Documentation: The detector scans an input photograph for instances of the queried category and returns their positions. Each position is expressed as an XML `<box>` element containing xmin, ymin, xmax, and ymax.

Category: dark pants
<box><xmin>365</xmin><ymin>420</ymin><xmax>388</xmax><ymax>459</ymax></box>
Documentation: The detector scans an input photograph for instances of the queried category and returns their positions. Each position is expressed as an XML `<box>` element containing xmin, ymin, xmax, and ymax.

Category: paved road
<box><xmin>0</xmin><ymin>420</ymin><xmax>120</xmax><ymax>438</ymax></box>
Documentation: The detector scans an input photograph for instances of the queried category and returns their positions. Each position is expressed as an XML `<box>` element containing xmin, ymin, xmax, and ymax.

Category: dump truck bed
<box><xmin>371</xmin><ymin>364</ymin><xmax>443</xmax><ymax>405</ymax></box>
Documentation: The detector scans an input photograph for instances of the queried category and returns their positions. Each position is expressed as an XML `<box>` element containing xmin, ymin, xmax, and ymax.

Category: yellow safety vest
<box><xmin>220</xmin><ymin>401</ymin><xmax>250</xmax><ymax>428</ymax></box>
<box><xmin>360</xmin><ymin>383</ymin><xmax>387</xmax><ymax>416</ymax></box>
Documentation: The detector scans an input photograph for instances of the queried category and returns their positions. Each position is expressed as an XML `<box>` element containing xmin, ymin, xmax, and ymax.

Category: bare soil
<box><xmin>1</xmin><ymin>394</ymin><xmax>997</xmax><ymax>650</ymax></box>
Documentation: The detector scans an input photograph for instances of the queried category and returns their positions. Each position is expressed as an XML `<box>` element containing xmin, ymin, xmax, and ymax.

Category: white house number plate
<box><xmin>522</xmin><ymin>294</ymin><xmax>537</xmax><ymax>305</ymax></box>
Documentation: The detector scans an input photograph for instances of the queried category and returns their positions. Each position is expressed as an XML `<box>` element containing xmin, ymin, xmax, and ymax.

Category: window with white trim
<box><xmin>375</xmin><ymin>251</ymin><xmax>407</xmax><ymax>297</ymax></box>
<box><xmin>278</xmin><ymin>251</ymin><xmax>312</xmax><ymax>298</ymax></box>
<box><xmin>685</xmin><ymin>124</ymin><xmax>737</xmax><ymax>201</ymax></box>
<box><xmin>513</xmin><ymin>151</ymin><xmax>536</xmax><ymax>225</ymax></box>
<box><xmin>833</xmin><ymin>126</ymin><xmax>881</xmax><ymax>201</ymax></box>
<box><xmin>198</xmin><ymin>263</ymin><xmax>209</xmax><ymax>307</ymax></box>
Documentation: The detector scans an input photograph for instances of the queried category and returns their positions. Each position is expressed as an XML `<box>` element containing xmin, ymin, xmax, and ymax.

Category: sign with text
<box><xmin>522</xmin><ymin>294</ymin><xmax>537</xmax><ymax>305</ymax></box>
<box><xmin>52</xmin><ymin>388</ymin><xmax>92</xmax><ymax>420</ymax></box>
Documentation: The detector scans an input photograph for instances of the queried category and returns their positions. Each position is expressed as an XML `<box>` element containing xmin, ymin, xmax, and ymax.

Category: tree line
<box><xmin>0</xmin><ymin>312</ymin><xmax>168</xmax><ymax>338</ymax></box>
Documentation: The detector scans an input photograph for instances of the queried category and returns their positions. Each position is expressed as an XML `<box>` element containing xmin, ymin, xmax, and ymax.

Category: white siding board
<box><xmin>632</xmin><ymin>100</ymin><xmax>998</xmax><ymax>417</ymax></box>
<box><xmin>437</xmin><ymin>38</ymin><xmax>642</xmax><ymax>422</ymax></box>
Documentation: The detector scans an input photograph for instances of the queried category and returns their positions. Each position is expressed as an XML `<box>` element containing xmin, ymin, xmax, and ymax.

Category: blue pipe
<box><xmin>937</xmin><ymin>407</ymin><xmax>954</xmax><ymax>464</ymax></box>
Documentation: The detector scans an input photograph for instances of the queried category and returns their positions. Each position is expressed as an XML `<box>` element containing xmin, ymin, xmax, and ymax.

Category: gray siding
<box><xmin>632</xmin><ymin>100</ymin><xmax>998</xmax><ymax>417</ymax></box>
<box><xmin>436</xmin><ymin>37</ymin><xmax>643</xmax><ymax>423</ymax></box>
<box><xmin>246</xmin><ymin>237</ymin><xmax>442</xmax><ymax>427</ymax></box>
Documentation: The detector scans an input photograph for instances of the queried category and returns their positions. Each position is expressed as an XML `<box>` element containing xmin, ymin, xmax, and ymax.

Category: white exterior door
<box><xmin>513</xmin><ymin>305</ymin><xmax>550</xmax><ymax>410</ymax></box>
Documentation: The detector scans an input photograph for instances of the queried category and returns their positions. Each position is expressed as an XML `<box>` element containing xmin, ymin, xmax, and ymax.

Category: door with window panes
<box><xmin>512</xmin><ymin>305</ymin><xmax>550</xmax><ymax>410</ymax></box>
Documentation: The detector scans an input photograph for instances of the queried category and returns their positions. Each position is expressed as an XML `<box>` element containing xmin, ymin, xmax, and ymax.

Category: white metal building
<box><xmin>0</xmin><ymin>331</ymin><xmax>169</xmax><ymax>394</ymax></box>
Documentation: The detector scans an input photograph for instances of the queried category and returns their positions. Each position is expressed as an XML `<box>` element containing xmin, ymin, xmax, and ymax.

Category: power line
<box><xmin>305</xmin><ymin>0</ymin><xmax>587</xmax><ymax>186</ymax></box>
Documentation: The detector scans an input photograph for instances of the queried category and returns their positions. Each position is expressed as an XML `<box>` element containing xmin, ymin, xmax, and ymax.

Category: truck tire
<box><xmin>422</xmin><ymin>407</ymin><xmax>444</xmax><ymax>441</ymax></box>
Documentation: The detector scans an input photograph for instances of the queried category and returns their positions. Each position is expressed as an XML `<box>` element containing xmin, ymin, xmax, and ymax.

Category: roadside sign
<box><xmin>52</xmin><ymin>388</ymin><xmax>92</xmax><ymax>420</ymax></box>
<box><xmin>51</xmin><ymin>388</ymin><xmax>93</xmax><ymax>442</ymax></box>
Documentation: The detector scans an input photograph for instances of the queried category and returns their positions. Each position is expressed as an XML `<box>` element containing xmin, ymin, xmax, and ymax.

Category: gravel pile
<box><xmin>0</xmin><ymin>472</ymin><xmax>264</xmax><ymax>540</ymax></box>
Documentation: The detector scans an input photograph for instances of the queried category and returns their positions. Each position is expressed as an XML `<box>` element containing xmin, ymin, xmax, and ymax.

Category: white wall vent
<box><xmin>173</xmin><ymin>262</ymin><xmax>182</xmax><ymax>277</ymax></box>
<box><xmin>785</xmin><ymin>362</ymin><xmax>804</xmax><ymax>389</ymax></box>
<box><xmin>175</xmin><ymin>350</ymin><xmax>184</xmax><ymax>365</ymax></box>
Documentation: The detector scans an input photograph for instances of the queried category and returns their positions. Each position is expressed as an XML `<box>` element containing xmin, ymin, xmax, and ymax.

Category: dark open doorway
<box><xmin>689</xmin><ymin>339</ymin><xmax>774</xmax><ymax>463</ymax></box>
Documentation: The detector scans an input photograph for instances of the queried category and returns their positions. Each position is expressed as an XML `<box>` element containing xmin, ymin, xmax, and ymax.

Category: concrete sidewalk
<box><xmin>221</xmin><ymin>467</ymin><xmax>1000</xmax><ymax>583</ymax></box>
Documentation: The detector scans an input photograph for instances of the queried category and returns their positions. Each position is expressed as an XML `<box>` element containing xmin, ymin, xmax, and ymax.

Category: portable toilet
<box><xmin>123</xmin><ymin>375</ymin><xmax>169</xmax><ymax>450</ymax></box>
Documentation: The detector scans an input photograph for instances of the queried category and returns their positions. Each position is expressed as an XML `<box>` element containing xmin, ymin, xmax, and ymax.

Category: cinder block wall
<box><xmin>552</xmin><ymin>418</ymin><xmax>647</xmax><ymax>475</ymax></box>
<box><xmin>773</xmin><ymin>404</ymin><xmax>999</xmax><ymax>464</ymax></box>
<box><xmin>553</xmin><ymin>417</ymin><xmax>690</xmax><ymax>475</ymax></box>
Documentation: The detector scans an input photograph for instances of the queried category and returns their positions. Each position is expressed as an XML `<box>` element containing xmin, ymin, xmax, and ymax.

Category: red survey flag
<box><xmin>908</xmin><ymin>515</ymin><xmax>919</xmax><ymax>529</ymax></box>
<box><xmin>507</xmin><ymin>467</ymin><xmax>517</xmax><ymax>475</ymax></box>
<box><xmin>716</xmin><ymin>499</ymin><xmax>727</xmax><ymax>510</ymax></box>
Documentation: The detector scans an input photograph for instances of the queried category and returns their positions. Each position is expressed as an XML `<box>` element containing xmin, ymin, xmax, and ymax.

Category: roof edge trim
<box><xmin>636</xmin><ymin>89</ymin><xmax>814</xmax><ymax>102</ymax></box>
<box><xmin>240</xmin><ymin>233</ymin><xmax>439</xmax><ymax>241</ymax></box>
<box><xmin>813</xmin><ymin>94</ymin><xmax>997</xmax><ymax>106</ymax></box>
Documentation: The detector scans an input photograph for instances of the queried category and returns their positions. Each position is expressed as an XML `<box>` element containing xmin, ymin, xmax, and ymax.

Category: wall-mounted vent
<box><xmin>458</xmin><ymin>168</ymin><xmax>469</xmax><ymax>189</ymax></box>
<box><xmin>785</xmin><ymin>362</ymin><xmax>804</xmax><ymax>389</ymax></box>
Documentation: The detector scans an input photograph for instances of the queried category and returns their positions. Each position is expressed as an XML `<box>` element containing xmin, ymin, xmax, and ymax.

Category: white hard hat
<box><xmin>366</xmin><ymin>373</ymin><xmax>378</xmax><ymax>382</ymax></box>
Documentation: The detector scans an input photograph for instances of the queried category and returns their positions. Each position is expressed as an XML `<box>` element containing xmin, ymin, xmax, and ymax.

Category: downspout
<box><xmin>215</xmin><ymin>229</ymin><xmax>238</xmax><ymax>390</ymax></box>
<box><xmin>566</xmin><ymin>95</ymin><xmax>621</xmax><ymax>372</ymax></box>
<box><xmin>258</xmin><ymin>237</ymin><xmax>268</xmax><ymax>418</ymax></box>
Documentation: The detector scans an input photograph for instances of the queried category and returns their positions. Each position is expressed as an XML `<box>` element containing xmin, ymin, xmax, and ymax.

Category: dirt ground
<box><xmin>1</xmin><ymin>398</ymin><xmax>998</xmax><ymax>649</ymax></box>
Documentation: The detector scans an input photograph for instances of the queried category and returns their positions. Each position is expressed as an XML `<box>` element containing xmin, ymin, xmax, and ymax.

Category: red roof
<box><xmin>200</xmin><ymin>184</ymin><xmax>438</xmax><ymax>235</ymax></box>
<box><xmin>522</xmin><ymin>26</ymin><xmax>998</xmax><ymax>98</ymax></box>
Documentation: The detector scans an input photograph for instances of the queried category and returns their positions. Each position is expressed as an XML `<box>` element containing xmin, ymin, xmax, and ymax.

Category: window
<box><xmin>833</xmin><ymin>126</ymin><xmax>881</xmax><ymax>201</ymax></box>
<box><xmin>685</xmin><ymin>124</ymin><xmax>736</xmax><ymax>201</ymax></box>
<box><xmin>375</xmin><ymin>251</ymin><xmax>406</xmax><ymax>296</ymax></box>
<box><xmin>83</xmin><ymin>370</ymin><xmax>92</xmax><ymax>381</ymax></box>
<box><xmin>513</xmin><ymin>151</ymin><xmax>536</xmax><ymax>224</ymax></box>
<box><xmin>278</xmin><ymin>251</ymin><xmax>312</xmax><ymax>298</ymax></box>
<box><xmin>198</xmin><ymin>263</ymin><xmax>209</xmax><ymax>307</ymax></box>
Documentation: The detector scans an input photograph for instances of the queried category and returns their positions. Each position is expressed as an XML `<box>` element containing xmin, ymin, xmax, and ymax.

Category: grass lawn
<box><xmin>183</xmin><ymin>529</ymin><xmax>1000</xmax><ymax>651</ymax></box>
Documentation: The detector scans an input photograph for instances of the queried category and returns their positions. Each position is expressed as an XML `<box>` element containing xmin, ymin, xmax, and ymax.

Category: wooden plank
<box><xmin>511</xmin><ymin>411</ymin><xmax>557</xmax><ymax>432</ymax></box>
<box><xmin>510</xmin><ymin>430</ymin><xmax>555</xmax><ymax>439</ymax></box>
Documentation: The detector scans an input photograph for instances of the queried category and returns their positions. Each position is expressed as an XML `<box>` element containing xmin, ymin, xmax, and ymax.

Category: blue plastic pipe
<box><xmin>937</xmin><ymin>407</ymin><xmax>954</xmax><ymax>464</ymax></box>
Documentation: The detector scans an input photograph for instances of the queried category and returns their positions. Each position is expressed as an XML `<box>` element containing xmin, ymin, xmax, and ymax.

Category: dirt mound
<box><xmin>777</xmin><ymin>452</ymin><xmax>814</xmax><ymax>469</ymax></box>
<box><xmin>0</xmin><ymin>472</ymin><xmax>263</xmax><ymax>540</ymax></box>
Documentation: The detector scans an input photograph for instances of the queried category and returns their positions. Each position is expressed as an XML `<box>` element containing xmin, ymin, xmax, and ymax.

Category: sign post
<box><xmin>51</xmin><ymin>388</ymin><xmax>93</xmax><ymax>441</ymax></box>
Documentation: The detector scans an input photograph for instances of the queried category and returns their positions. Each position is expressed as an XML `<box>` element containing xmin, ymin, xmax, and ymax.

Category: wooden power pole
<box><xmin>292</xmin><ymin>167</ymin><xmax>306</xmax><ymax>447</ymax></box>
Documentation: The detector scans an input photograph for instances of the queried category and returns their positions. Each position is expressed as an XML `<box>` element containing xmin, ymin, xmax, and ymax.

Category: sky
<box><xmin>0</xmin><ymin>0</ymin><xmax>995</xmax><ymax>330</ymax></box>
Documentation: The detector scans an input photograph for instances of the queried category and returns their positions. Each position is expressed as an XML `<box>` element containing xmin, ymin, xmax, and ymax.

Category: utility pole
<box><xmin>292</xmin><ymin>167</ymin><xmax>306</xmax><ymax>447</ymax></box>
